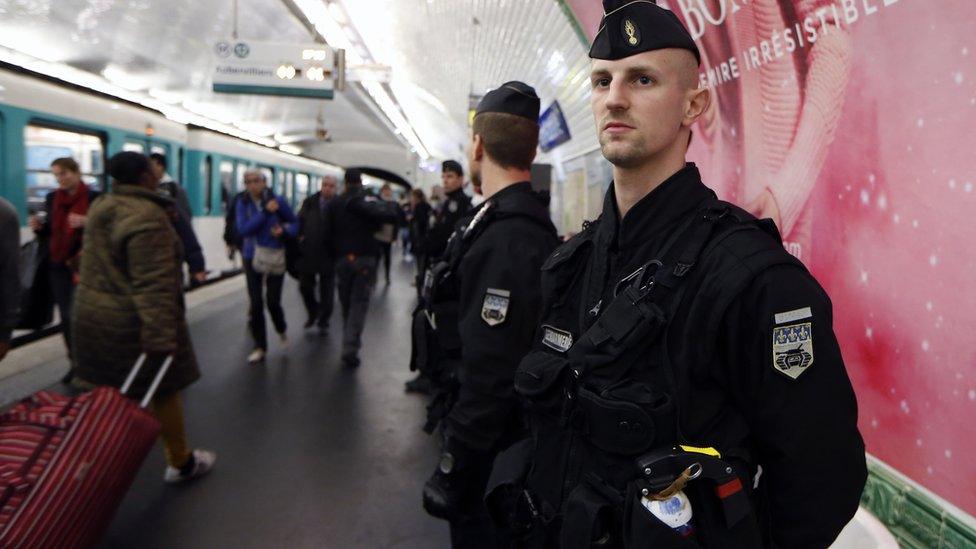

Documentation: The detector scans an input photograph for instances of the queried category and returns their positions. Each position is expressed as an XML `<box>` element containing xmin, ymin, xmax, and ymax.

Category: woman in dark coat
<box><xmin>72</xmin><ymin>152</ymin><xmax>215</xmax><ymax>483</ymax></box>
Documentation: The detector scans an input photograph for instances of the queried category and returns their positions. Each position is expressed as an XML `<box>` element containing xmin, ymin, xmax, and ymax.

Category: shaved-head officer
<box><xmin>487</xmin><ymin>1</ymin><xmax>866</xmax><ymax>547</ymax></box>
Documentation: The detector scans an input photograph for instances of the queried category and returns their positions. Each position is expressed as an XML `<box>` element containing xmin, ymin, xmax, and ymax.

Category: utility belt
<box><xmin>485</xmin><ymin>441</ymin><xmax>759</xmax><ymax>548</ymax></box>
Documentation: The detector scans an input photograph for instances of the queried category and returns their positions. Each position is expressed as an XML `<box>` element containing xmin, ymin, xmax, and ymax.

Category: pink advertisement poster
<box><xmin>566</xmin><ymin>0</ymin><xmax>976</xmax><ymax>516</ymax></box>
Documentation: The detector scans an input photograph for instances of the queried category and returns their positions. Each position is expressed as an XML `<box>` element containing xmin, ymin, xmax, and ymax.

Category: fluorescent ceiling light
<box><xmin>0</xmin><ymin>45</ymin><xmax>279</xmax><ymax>148</ymax></box>
<box><xmin>279</xmin><ymin>144</ymin><xmax>303</xmax><ymax>155</ymax></box>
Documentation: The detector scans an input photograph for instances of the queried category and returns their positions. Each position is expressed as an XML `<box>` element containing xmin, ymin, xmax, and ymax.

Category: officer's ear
<box><xmin>471</xmin><ymin>133</ymin><xmax>485</xmax><ymax>162</ymax></box>
<box><xmin>683</xmin><ymin>86</ymin><xmax>710</xmax><ymax>128</ymax></box>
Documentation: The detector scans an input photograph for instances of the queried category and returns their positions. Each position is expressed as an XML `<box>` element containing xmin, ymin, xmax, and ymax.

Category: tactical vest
<box><xmin>411</xmin><ymin>196</ymin><xmax>557</xmax><ymax>434</ymax></box>
<box><xmin>486</xmin><ymin>199</ymin><xmax>803</xmax><ymax>548</ymax></box>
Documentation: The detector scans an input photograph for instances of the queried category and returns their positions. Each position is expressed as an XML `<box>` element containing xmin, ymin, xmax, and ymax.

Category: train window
<box><xmin>150</xmin><ymin>144</ymin><xmax>167</xmax><ymax>157</ymax></box>
<box><xmin>296</xmin><ymin>173</ymin><xmax>310</xmax><ymax>200</ymax></box>
<box><xmin>123</xmin><ymin>141</ymin><xmax>145</xmax><ymax>153</ymax></box>
<box><xmin>284</xmin><ymin>172</ymin><xmax>295</xmax><ymax>206</ymax></box>
<box><xmin>24</xmin><ymin>125</ymin><xmax>105</xmax><ymax>215</ymax></box>
<box><xmin>203</xmin><ymin>156</ymin><xmax>214</xmax><ymax>215</ymax></box>
<box><xmin>220</xmin><ymin>161</ymin><xmax>234</xmax><ymax>213</ymax></box>
<box><xmin>234</xmin><ymin>163</ymin><xmax>246</xmax><ymax>193</ymax></box>
<box><xmin>259</xmin><ymin>166</ymin><xmax>274</xmax><ymax>192</ymax></box>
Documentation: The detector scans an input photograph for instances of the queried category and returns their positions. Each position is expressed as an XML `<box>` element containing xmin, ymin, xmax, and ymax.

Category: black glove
<box><xmin>422</xmin><ymin>438</ymin><xmax>479</xmax><ymax>521</ymax></box>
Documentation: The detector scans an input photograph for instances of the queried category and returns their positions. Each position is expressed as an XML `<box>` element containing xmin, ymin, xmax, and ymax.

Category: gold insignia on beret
<box><xmin>624</xmin><ymin>19</ymin><xmax>640</xmax><ymax>46</ymax></box>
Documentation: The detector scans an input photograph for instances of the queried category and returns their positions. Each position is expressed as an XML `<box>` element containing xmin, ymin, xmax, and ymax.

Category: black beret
<box><xmin>475</xmin><ymin>81</ymin><xmax>540</xmax><ymax>122</ymax></box>
<box><xmin>589</xmin><ymin>0</ymin><xmax>701</xmax><ymax>65</ymax></box>
<box><xmin>108</xmin><ymin>151</ymin><xmax>150</xmax><ymax>185</ymax></box>
<box><xmin>442</xmin><ymin>160</ymin><xmax>464</xmax><ymax>176</ymax></box>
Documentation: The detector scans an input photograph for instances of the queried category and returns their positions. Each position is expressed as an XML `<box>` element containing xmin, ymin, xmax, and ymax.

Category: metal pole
<box><xmin>233</xmin><ymin>0</ymin><xmax>239</xmax><ymax>39</ymax></box>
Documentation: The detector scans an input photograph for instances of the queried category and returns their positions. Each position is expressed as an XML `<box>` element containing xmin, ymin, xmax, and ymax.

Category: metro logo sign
<box><xmin>212</xmin><ymin>40</ymin><xmax>339</xmax><ymax>99</ymax></box>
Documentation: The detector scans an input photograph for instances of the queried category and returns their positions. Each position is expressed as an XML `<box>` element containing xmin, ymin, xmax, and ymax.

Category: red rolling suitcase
<box><xmin>0</xmin><ymin>354</ymin><xmax>173</xmax><ymax>548</ymax></box>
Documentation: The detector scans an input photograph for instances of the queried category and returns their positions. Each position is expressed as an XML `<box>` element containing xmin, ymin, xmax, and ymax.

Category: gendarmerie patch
<box><xmin>772</xmin><ymin>322</ymin><xmax>814</xmax><ymax>380</ymax></box>
<box><xmin>541</xmin><ymin>325</ymin><xmax>573</xmax><ymax>353</ymax></box>
<box><xmin>481</xmin><ymin>288</ymin><xmax>510</xmax><ymax>326</ymax></box>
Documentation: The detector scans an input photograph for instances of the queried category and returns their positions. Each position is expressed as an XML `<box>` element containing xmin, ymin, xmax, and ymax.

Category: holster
<box><xmin>423</xmin><ymin>375</ymin><xmax>459</xmax><ymax>434</ymax></box>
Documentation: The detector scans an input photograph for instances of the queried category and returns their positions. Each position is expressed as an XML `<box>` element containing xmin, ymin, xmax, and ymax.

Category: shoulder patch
<box><xmin>482</xmin><ymin>288</ymin><xmax>510</xmax><ymax>326</ymax></box>
<box><xmin>448</xmin><ymin>200</ymin><xmax>459</xmax><ymax>213</ymax></box>
<box><xmin>772</xmin><ymin>322</ymin><xmax>814</xmax><ymax>380</ymax></box>
<box><xmin>541</xmin><ymin>325</ymin><xmax>573</xmax><ymax>353</ymax></box>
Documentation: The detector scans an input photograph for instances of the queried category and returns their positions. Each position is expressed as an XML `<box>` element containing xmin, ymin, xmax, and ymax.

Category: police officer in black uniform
<box><xmin>406</xmin><ymin>160</ymin><xmax>475</xmax><ymax>394</ymax></box>
<box><xmin>485</xmin><ymin>3</ymin><xmax>867</xmax><ymax>548</ymax></box>
<box><xmin>325</xmin><ymin>169</ymin><xmax>398</xmax><ymax>367</ymax></box>
<box><xmin>425</xmin><ymin>160</ymin><xmax>472</xmax><ymax>261</ymax></box>
<box><xmin>420</xmin><ymin>82</ymin><xmax>559</xmax><ymax>548</ymax></box>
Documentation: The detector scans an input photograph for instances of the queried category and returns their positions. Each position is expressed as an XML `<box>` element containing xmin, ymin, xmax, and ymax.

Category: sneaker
<box><xmin>247</xmin><ymin>349</ymin><xmax>266</xmax><ymax>363</ymax></box>
<box><xmin>164</xmin><ymin>449</ymin><xmax>217</xmax><ymax>484</ymax></box>
<box><xmin>279</xmin><ymin>332</ymin><xmax>289</xmax><ymax>347</ymax></box>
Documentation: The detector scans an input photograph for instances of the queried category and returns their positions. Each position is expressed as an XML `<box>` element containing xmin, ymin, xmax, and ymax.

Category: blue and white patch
<box><xmin>541</xmin><ymin>325</ymin><xmax>573</xmax><ymax>353</ymax></box>
<box><xmin>772</xmin><ymin>322</ymin><xmax>814</xmax><ymax>380</ymax></box>
<box><xmin>482</xmin><ymin>288</ymin><xmax>510</xmax><ymax>326</ymax></box>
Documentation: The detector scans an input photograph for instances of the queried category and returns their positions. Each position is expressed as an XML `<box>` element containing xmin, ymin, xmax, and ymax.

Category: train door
<box><xmin>24</xmin><ymin>123</ymin><xmax>106</xmax><ymax>215</ymax></box>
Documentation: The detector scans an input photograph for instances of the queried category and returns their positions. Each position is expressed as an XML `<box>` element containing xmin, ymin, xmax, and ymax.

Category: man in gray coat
<box><xmin>0</xmin><ymin>197</ymin><xmax>19</xmax><ymax>362</ymax></box>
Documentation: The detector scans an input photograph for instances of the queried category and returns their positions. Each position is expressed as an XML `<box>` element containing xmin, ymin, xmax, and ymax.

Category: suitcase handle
<box><xmin>120</xmin><ymin>353</ymin><xmax>174</xmax><ymax>408</ymax></box>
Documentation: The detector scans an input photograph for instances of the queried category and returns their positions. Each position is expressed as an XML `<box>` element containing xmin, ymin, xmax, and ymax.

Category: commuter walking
<box><xmin>375</xmin><ymin>184</ymin><xmax>400</xmax><ymax>285</ymax></box>
<box><xmin>236</xmin><ymin>169</ymin><xmax>299</xmax><ymax>364</ymax></box>
<box><xmin>408</xmin><ymin>188</ymin><xmax>432</xmax><ymax>285</ymax></box>
<box><xmin>0</xmin><ymin>197</ymin><xmax>19</xmax><ymax>363</ymax></box>
<box><xmin>28</xmin><ymin>157</ymin><xmax>100</xmax><ymax>381</ymax></box>
<box><xmin>72</xmin><ymin>151</ymin><xmax>215</xmax><ymax>483</ymax></box>
<box><xmin>324</xmin><ymin>169</ymin><xmax>398</xmax><ymax>367</ymax></box>
<box><xmin>297</xmin><ymin>175</ymin><xmax>338</xmax><ymax>334</ymax></box>
<box><xmin>149</xmin><ymin>153</ymin><xmax>207</xmax><ymax>285</ymax></box>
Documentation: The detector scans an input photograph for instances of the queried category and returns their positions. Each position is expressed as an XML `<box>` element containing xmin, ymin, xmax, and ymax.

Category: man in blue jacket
<box><xmin>236</xmin><ymin>169</ymin><xmax>298</xmax><ymax>364</ymax></box>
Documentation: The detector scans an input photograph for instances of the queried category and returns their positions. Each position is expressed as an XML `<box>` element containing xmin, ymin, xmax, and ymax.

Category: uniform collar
<box><xmin>447</xmin><ymin>187</ymin><xmax>468</xmax><ymax>200</ymax></box>
<box><xmin>599</xmin><ymin>163</ymin><xmax>715</xmax><ymax>250</ymax></box>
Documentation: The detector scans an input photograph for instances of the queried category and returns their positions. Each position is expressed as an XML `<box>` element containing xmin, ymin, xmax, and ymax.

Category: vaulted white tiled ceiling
<box><xmin>0</xmin><ymin>0</ymin><xmax>599</xmax><ymax>176</ymax></box>
<box><xmin>339</xmin><ymin>0</ymin><xmax>598</xmax><ymax>163</ymax></box>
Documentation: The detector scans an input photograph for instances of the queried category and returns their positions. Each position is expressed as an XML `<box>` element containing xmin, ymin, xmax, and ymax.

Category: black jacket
<box><xmin>409</xmin><ymin>201</ymin><xmax>432</xmax><ymax>252</ymax></box>
<box><xmin>512</xmin><ymin>164</ymin><xmax>866</xmax><ymax>548</ymax></box>
<box><xmin>297</xmin><ymin>192</ymin><xmax>335</xmax><ymax>273</ymax></box>
<box><xmin>223</xmin><ymin>191</ymin><xmax>246</xmax><ymax>249</ymax></box>
<box><xmin>325</xmin><ymin>188</ymin><xmax>398</xmax><ymax>258</ymax></box>
<box><xmin>432</xmin><ymin>183</ymin><xmax>559</xmax><ymax>453</ymax></box>
<box><xmin>425</xmin><ymin>188</ymin><xmax>471</xmax><ymax>259</ymax></box>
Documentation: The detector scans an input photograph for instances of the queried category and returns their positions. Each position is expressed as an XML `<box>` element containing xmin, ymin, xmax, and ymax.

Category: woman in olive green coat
<box><xmin>72</xmin><ymin>152</ymin><xmax>215</xmax><ymax>483</ymax></box>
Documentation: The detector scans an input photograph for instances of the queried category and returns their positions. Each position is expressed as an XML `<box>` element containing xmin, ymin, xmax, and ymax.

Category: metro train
<box><xmin>0</xmin><ymin>66</ymin><xmax>343</xmax><ymax>273</ymax></box>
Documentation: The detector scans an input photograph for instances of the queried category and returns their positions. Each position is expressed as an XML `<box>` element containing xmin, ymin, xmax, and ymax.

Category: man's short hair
<box><xmin>50</xmin><ymin>157</ymin><xmax>80</xmax><ymax>173</ymax></box>
<box><xmin>243</xmin><ymin>168</ymin><xmax>266</xmax><ymax>182</ymax></box>
<box><xmin>442</xmin><ymin>160</ymin><xmax>464</xmax><ymax>177</ymax></box>
<box><xmin>344</xmin><ymin>168</ymin><xmax>362</xmax><ymax>186</ymax></box>
<box><xmin>149</xmin><ymin>153</ymin><xmax>167</xmax><ymax>170</ymax></box>
<box><xmin>108</xmin><ymin>152</ymin><xmax>150</xmax><ymax>185</ymax></box>
<box><xmin>472</xmin><ymin>112</ymin><xmax>539</xmax><ymax>171</ymax></box>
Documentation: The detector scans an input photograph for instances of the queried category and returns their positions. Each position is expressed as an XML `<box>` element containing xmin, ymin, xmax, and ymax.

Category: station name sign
<box><xmin>212</xmin><ymin>40</ymin><xmax>342</xmax><ymax>99</ymax></box>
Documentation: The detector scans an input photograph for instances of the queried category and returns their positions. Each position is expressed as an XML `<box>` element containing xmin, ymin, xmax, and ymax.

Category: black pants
<box><xmin>450</xmin><ymin>461</ymin><xmax>508</xmax><ymax>548</ymax></box>
<box><xmin>335</xmin><ymin>255</ymin><xmax>377</xmax><ymax>360</ymax></box>
<box><xmin>244</xmin><ymin>259</ymin><xmax>286</xmax><ymax>351</ymax></box>
<box><xmin>299</xmin><ymin>260</ymin><xmax>335</xmax><ymax>328</ymax></box>
<box><xmin>49</xmin><ymin>263</ymin><xmax>75</xmax><ymax>358</ymax></box>
<box><xmin>379</xmin><ymin>242</ymin><xmax>392</xmax><ymax>282</ymax></box>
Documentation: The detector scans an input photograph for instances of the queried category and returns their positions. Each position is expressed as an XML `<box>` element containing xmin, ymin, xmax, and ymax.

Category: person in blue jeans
<box><xmin>235</xmin><ymin>169</ymin><xmax>298</xmax><ymax>363</ymax></box>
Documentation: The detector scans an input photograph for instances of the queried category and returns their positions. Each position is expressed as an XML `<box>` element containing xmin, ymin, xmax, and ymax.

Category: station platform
<box><xmin>1</xmin><ymin>254</ymin><xmax>447</xmax><ymax>548</ymax></box>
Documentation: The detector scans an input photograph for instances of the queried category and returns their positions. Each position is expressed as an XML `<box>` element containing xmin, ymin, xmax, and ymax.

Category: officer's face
<box><xmin>442</xmin><ymin>171</ymin><xmax>463</xmax><ymax>193</ymax></box>
<box><xmin>590</xmin><ymin>49</ymin><xmax>705</xmax><ymax>168</ymax></box>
